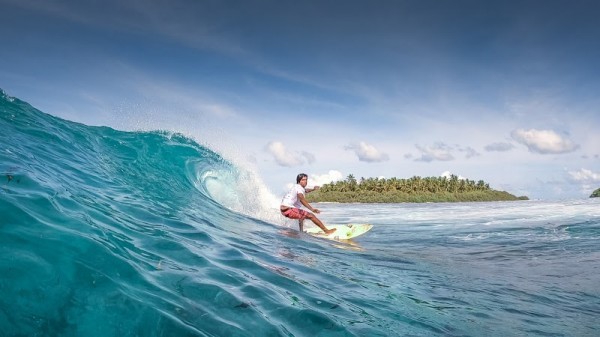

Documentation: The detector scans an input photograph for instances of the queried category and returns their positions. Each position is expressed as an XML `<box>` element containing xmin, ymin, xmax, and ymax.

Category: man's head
<box><xmin>296</xmin><ymin>173</ymin><xmax>308</xmax><ymax>185</ymax></box>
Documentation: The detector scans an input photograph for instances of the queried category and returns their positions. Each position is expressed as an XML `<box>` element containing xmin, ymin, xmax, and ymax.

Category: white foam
<box><xmin>198</xmin><ymin>165</ymin><xmax>284</xmax><ymax>225</ymax></box>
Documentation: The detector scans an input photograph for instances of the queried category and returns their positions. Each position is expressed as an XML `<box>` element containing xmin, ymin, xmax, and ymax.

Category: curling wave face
<box><xmin>0</xmin><ymin>91</ymin><xmax>358</xmax><ymax>336</ymax></box>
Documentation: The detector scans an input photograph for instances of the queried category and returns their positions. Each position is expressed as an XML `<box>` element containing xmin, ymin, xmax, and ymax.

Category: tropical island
<box><xmin>307</xmin><ymin>174</ymin><xmax>529</xmax><ymax>203</ymax></box>
<box><xmin>591</xmin><ymin>188</ymin><xmax>600</xmax><ymax>198</ymax></box>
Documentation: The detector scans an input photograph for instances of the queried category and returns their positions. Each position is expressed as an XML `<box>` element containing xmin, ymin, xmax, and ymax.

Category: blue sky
<box><xmin>1</xmin><ymin>0</ymin><xmax>599</xmax><ymax>200</ymax></box>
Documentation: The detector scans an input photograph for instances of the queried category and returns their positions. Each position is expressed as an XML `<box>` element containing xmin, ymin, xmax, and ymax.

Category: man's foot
<box><xmin>324</xmin><ymin>228</ymin><xmax>337</xmax><ymax>235</ymax></box>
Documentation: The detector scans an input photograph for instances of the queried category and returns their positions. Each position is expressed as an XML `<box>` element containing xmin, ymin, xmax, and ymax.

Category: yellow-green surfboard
<box><xmin>304</xmin><ymin>224</ymin><xmax>373</xmax><ymax>240</ymax></box>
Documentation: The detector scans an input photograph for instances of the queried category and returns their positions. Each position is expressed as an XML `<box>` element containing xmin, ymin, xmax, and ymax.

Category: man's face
<box><xmin>299</xmin><ymin>176</ymin><xmax>308</xmax><ymax>187</ymax></box>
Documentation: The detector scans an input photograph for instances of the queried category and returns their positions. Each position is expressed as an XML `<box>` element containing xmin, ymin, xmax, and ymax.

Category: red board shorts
<box><xmin>281</xmin><ymin>208</ymin><xmax>308</xmax><ymax>220</ymax></box>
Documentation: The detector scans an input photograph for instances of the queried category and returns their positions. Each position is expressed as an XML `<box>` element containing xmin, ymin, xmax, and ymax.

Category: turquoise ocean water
<box><xmin>1</xmin><ymin>90</ymin><xmax>599</xmax><ymax>336</ymax></box>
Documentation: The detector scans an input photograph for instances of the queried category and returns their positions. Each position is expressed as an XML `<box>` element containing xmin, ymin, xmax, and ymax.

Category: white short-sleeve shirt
<box><xmin>281</xmin><ymin>184</ymin><xmax>306</xmax><ymax>208</ymax></box>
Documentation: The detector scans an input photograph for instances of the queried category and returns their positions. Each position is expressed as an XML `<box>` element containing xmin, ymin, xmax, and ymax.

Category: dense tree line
<box><xmin>591</xmin><ymin>188</ymin><xmax>600</xmax><ymax>198</ymax></box>
<box><xmin>307</xmin><ymin>174</ymin><xmax>528</xmax><ymax>203</ymax></box>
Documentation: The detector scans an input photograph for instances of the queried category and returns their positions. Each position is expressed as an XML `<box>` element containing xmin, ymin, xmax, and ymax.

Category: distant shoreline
<box><xmin>306</xmin><ymin>175</ymin><xmax>528</xmax><ymax>203</ymax></box>
<box><xmin>308</xmin><ymin>190</ymin><xmax>528</xmax><ymax>203</ymax></box>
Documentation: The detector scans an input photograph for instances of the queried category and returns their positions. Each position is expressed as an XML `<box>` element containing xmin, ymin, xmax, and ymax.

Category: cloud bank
<box><xmin>511</xmin><ymin>129</ymin><xmax>579</xmax><ymax>154</ymax></box>
<box><xmin>310</xmin><ymin>170</ymin><xmax>344</xmax><ymax>186</ymax></box>
<box><xmin>441</xmin><ymin>171</ymin><xmax>466</xmax><ymax>180</ymax></box>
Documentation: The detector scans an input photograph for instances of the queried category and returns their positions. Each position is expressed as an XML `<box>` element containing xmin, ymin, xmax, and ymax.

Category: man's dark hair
<box><xmin>296</xmin><ymin>173</ymin><xmax>308</xmax><ymax>183</ymax></box>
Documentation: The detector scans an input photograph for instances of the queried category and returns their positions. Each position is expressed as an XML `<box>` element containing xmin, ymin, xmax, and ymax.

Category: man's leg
<box><xmin>307</xmin><ymin>213</ymin><xmax>336</xmax><ymax>234</ymax></box>
<box><xmin>298</xmin><ymin>219</ymin><xmax>304</xmax><ymax>232</ymax></box>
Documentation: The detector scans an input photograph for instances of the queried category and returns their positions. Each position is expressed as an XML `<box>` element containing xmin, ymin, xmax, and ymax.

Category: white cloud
<box><xmin>568</xmin><ymin>168</ymin><xmax>600</xmax><ymax>182</ymax></box>
<box><xmin>567</xmin><ymin>168</ymin><xmax>600</xmax><ymax>196</ymax></box>
<box><xmin>345</xmin><ymin>141</ymin><xmax>389</xmax><ymax>163</ymax></box>
<box><xmin>309</xmin><ymin>170</ymin><xmax>344</xmax><ymax>186</ymax></box>
<box><xmin>484</xmin><ymin>142</ymin><xmax>515</xmax><ymax>152</ymax></box>
<box><xmin>415</xmin><ymin>142</ymin><xmax>454</xmax><ymax>162</ymax></box>
<box><xmin>511</xmin><ymin>129</ymin><xmax>579</xmax><ymax>154</ymax></box>
<box><xmin>441</xmin><ymin>171</ymin><xmax>466</xmax><ymax>180</ymax></box>
<box><xmin>266</xmin><ymin>141</ymin><xmax>314</xmax><ymax>167</ymax></box>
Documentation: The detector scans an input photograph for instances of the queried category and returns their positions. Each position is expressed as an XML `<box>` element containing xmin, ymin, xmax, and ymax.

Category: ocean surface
<box><xmin>1</xmin><ymin>90</ymin><xmax>599</xmax><ymax>337</ymax></box>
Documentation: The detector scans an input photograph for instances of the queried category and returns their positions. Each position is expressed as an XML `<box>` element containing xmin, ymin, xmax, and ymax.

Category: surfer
<box><xmin>280</xmin><ymin>173</ymin><xmax>337</xmax><ymax>235</ymax></box>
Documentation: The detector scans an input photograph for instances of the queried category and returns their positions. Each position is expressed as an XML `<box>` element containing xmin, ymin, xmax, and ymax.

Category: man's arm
<box><xmin>297</xmin><ymin>193</ymin><xmax>320</xmax><ymax>213</ymax></box>
<box><xmin>305</xmin><ymin>186</ymin><xmax>320</xmax><ymax>193</ymax></box>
